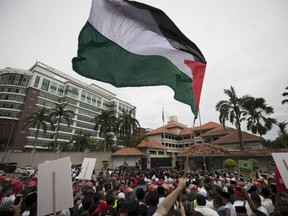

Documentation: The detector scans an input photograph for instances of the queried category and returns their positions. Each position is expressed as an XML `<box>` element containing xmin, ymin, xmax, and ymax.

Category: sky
<box><xmin>0</xmin><ymin>0</ymin><xmax>288</xmax><ymax>140</ymax></box>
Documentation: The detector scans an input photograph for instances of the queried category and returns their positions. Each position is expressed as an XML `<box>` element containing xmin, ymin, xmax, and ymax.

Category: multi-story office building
<box><xmin>0</xmin><ymin>62</ymin><xmax>136</xmax><ymax>151</ymax></box>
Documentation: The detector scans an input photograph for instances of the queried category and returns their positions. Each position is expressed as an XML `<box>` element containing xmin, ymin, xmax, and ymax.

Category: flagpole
<box><xmin>162</xmin><ymin>108</ymin><xmax>166</xmax><ymax>155</ymax></box>
<box><xmin>198</xmin><ymin>109</ymin><xmax>207</xmax><ymax>171</ymax></box>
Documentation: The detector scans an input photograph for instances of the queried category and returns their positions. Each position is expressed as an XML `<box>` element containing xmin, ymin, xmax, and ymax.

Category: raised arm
<box><xmin>153</xmin><ymin>177</ymin><xmax>187</xmax><ymax>216</ymax></box>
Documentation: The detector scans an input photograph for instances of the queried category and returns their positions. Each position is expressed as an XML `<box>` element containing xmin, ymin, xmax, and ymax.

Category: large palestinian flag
<box><xmin>72</xmin><ymin>0</ymin><xmax>207</xmax><ymax>117</ymax></box>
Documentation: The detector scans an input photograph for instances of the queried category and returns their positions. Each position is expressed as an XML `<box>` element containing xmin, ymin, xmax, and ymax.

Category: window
<box><xmin>0</xmin><ymin>73</ymin><xmax>30</xmax><ymax>86</ymax></box>
<box><xmin>65</xmin><ymin>85</ymin><xmax>79</xmax><ymax>98</ymax></box>
<box><xmin>41</xmin><ymin>78</ymin><xmax>50</xmax><ymax>91</ymax></box>
<box><xmin>57</xmin><ymin>85</ymin><xmax>64</xmax><ymax>96</ymax></box>
<box><xmin>81</xmin><ymin>90</ymin><xmax>86</xmax><ymax>101</ymax></box>
<box><xmin>34</xmin><ymin>76</ymin><xmax>40</xmax><ymax>88</ymax></box>
<box><xmin>49</xmin><ymin>82</ymin><xmax>58</xmax><ymax>94</ymax></box>
<box><xmin>213</xmin><ymin>158</ymin><xmax>223</xmax><ymax>169</ymax></box>
<box><xmin>86</xmin><ymin>93</ymin><xmax>92</xmax><ymax>104</ymax></box>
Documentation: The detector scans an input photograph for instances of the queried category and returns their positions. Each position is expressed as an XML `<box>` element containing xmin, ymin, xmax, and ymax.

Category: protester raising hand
<box><xmin>153</xmin><ymin>177</ymin><xmax>187</xmax><ymax>216</ymax></box>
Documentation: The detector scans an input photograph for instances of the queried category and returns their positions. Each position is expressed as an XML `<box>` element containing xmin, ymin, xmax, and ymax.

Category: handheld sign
<box><xmin>37</xmin><ymin>157</ymin><xmax>73</xmax><ymax>216</ymax></box>
<box><xmin>238</xmin><ymin>160</ymin><xmax>253</xmax><ymax>180</ymax></box>
<box><xmin>272</xmin><ymin>153</ymin><xmax>288</xmax><ymax>189</ymax></box>
<box><xmin>77</xmin><ymin>158</ymin><xmax>97</xmax><ymax>180</ymax></box>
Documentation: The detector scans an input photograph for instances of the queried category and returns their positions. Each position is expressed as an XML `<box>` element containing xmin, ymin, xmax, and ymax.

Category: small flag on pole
<box><xmin>162</xmin><ymin>108</ymin><xmax>165</xmax><ymax>123</ymax></box>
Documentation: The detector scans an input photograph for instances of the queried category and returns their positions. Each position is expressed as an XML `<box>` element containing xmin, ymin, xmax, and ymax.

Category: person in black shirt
<box><xmin>103</xmin><ymin>193</ymin><xmax>117</xmax><ymax>216</ymax></box>
<box><xmin>136</xmin><ymin>188</ymin><xmax>148</xmax><ymax>216</ymax></box>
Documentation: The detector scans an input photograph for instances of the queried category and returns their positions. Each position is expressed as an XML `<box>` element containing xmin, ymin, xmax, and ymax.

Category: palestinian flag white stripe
<box><xmin>88</xmin><ymin>0</ymin><xmax>197</xmax><ymax>77</ymax></box>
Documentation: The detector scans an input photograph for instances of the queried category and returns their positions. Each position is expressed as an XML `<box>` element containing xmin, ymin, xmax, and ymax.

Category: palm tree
<box><xmin>242</xmin><ymin>96</ymin><xmax>274</xmax><ymax>171</ymax></box>
<box><xmin>215</xmin><ymin>86</ymin><xmax>247</xmax><ymax>150</ymax></box>
<box><xmin>242</xmin><ymin>97</ymin><xmax>275</xmax><ymax>138</ymax></box>
<box><xmin>116</xmin><ymin>108</ymin><xmax>140</xmax><ymax>147</ymax></box>
<box><xmin>70</xmin><ymin>129</ymin><xmax>91</xmax><ymax>152</ymax></box>
<box><xmin>50</xmin><ymin>103</ymin><xmax>75</xmax><ymax>151</ymax></box>
<box><xmin>274</xmin><ymin>121</ymin><xmax>288</xmax><ymax>147</ymax></box>
<box><xmin>94</xmin><ymin>109</ymin><xmax>117</xmax><ymax>152</ymax></box>
<box><xmin>23</xmin><ymin>107</ymin><xmax>54</xmax><ymax>150</ymax></box>
<box><xmin>282</xmin><ymin>85</ymin><xmax>288</xmax><ymax>105</ymax></box>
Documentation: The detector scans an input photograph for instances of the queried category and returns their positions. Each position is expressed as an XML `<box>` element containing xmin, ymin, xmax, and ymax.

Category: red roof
<box><xmin>145</xmin><ymin>121</ymin><xmax>262</xmax><ymax>148</ymax></box>
<box><xmin>213</xmin><ymin>131</ymin><xmax>261</xmax><ymax>144</ymax></box>
<box><xmin>138</xmin><ymin>139</ymin><xmax>164</xmax><ymax>149</ymax></box>
<box><xmin>146</xmin><ymin>122</ymin><xmax>187</xmax><ymax>136</ymax></box>
<box><xmin>146</xmin><ymin>121</ymin><xmax>223</xmax><ymax>136</ymax></box>
<box><xmin>202</xmin><ymin>125</ymin><xmax>235</xmax><ymax>137</ymax></box>
<box><xmin>193</xmin><ymin>121</ymin><xmax>222</xmax><ymax>132</ymax></box>
<box><xmin>179</xmin><ymin>144</ymin><xmax>230</xmax><ymax>156</ymax></box>
<box><xmin>179</xmin><ymin>145</ymin><xmax>288</xmax><ymax>157</ymax></box>
<box><xmin>112</xmin><ymin>147</ymin><xmax>144</xmax><ymax>156</ymax></box>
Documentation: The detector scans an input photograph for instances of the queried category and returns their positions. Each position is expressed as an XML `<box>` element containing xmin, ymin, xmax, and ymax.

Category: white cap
<box><xmin>117</xmin><ymin>192</ymin><xmax>125</xmax><ymax>199</ymax></box>
<box><xmin>198</xmin><ymin>188</ymin><xmax>207</xmax><ymax>197</ymax></box>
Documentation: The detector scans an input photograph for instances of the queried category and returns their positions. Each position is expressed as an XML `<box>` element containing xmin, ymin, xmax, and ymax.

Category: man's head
<box><xmin>220</xmin><ymin>191</ymin><xmax>231</xmax><ymax>204</ymax></box>
<box><xmin>157</xmin><ymin>185</ymin><xmax>165</xmax><ymax>196</ymax></box>
<box><xmin>196</xmin><ymin>194</ymin><xmax>206</xmax><ymax>206</ymax></box>
<box><xmin>105</xmin><ymin>193</ymin><xmax>115</xmax><ymax>206</ymax></box>
<box><xmin>136</xmin><ymin>187</ymin><xmax>145</xmax><ymax>200</ymax></box>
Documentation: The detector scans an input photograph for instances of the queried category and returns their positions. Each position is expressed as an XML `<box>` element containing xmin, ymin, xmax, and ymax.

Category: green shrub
<box><xmin>224</xmin><ymin>159</ymin><xmax>236</xmax><ymax>170</ymax></box>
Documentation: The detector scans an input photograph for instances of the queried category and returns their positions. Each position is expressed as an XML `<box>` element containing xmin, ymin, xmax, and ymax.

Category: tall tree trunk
<box><xmin>236</xmin><ymin>120</ymin><xmax>244</xmax><ymax>150</ymax></box>
<box><xmin>53</xmin><ymin>119</ymin><xmax>60</xmax><ymax>152</ymax></box>
<box><xmin>34</xmin><ymin>129</ymin><xmax>39</xmax><ymax>150</ymax></box>
<box><xmin>261</xmin><ymin>135</ymin><xmax>269</xmax><ymax>171</ymax></box>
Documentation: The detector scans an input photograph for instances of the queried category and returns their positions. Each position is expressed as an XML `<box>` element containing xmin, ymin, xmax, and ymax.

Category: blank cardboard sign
<box><xmin>77</xmin><ymin>157</ymin><xmax>97</xmax><ymax>180</ymax></box>
<box><xmin>272</xmin><ymin>153</ymin><xmax>288</xmax><ymax>189</ymax></box>
<box><xmin>37</xmin><ymin>157</ymin><xmax>73</xmax><ymax>216</ymax></box>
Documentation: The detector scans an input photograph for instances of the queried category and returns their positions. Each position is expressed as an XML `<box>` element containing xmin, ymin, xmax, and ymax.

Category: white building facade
<box><xmin>0</xmin><ymin>62</ymin><xmax>135</xmax><ymax>151</ymax></box>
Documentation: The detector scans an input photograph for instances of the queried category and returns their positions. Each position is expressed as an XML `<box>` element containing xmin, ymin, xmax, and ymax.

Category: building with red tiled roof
<box><xmin>142</xmin><ymin>116</ymin><xmax>266</xmax><ymax>170</ymax></box>
<box><xmin>138</xmin><ymin>139</ymin><xmax>165</xmax><ymax>150</ymax></box>
<box><xmin>179</xmin><ymin>144</ymin><xmax>230</xmax><ymax>156</ymax></box>
<box><xmin>112</xmin><ymin>147</ymin><xmax>144</xmax><ymax>156</ymax></box>
<box><xmin>111</xmin><ymin>116</ymin><xmax>275</xmax><ymax>171</ymax></box>
<box><xmin>146</xmin><ymin>116</ymin><xmax>262</xmax><ymax>153</ymax></box>
<box><xmin>213</xmin><ymin>131</ymin><xmax>261</xmax><ymax>149</ymax></box>
<box><xmin>112</xmin><ymin>147</ymin><xmax>144</xmax><ymax>168</ymax></box>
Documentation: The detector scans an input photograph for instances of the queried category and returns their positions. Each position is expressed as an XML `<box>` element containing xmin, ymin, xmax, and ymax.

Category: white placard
<box><xmin>77</xmin><ymin>158</ymin><xmax>97</xmax><ymax>180</ymax></box>
<box><xmin>37</xmin><ymin>157</ymin><xmax>73</xmax><ymax>216</ymax></box>
<box><xmin>272</xmin><ymin>153</ymin><xmax>288</xmax><ymax>188</ymax></box>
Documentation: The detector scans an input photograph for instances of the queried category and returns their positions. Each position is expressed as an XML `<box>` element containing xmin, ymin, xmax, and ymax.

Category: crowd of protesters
<box><xmin>0</xmin><ymin>166</ymin><xmax>288</xmax><ymax>216</ymax></box>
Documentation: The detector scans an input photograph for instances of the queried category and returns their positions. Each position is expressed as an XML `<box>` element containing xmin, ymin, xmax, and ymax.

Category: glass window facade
<box><xmin>65</xmin><ymin>85</ymin><xmax>79</xmax><ymax>99</ymax></box>
<box><xmin>0</xmin><ymin>73</ymin><xmax>30</xmax><ymax>87</ymax></box>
